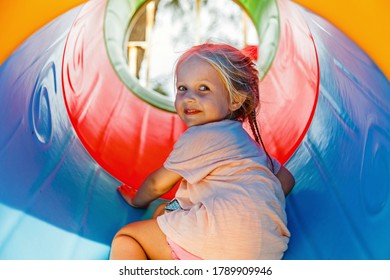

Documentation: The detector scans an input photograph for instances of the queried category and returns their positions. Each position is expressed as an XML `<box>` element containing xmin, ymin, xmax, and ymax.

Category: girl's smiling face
<box><xmin>174</xmin><ymin>55</ymin><xmax>231</xmax><ymax>127</ymax></box>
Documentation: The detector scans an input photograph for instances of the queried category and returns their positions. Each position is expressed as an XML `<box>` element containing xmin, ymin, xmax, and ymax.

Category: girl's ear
<box><xmin>230</xmin><ymin>93</ymin><xmax>246</xmax><ymax>112</ymax></box>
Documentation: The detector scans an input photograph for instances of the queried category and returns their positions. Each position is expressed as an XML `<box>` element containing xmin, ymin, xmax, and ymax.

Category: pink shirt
<box><xmin>157</xmin><ymin>120</ymin><xmax>290</xmax><ymax>259</ymax></box>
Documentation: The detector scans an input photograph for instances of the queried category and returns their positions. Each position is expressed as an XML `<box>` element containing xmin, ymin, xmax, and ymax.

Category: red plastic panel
<box><xmin>254</xmin><ymin>0</ymin><xmax>319</xmax><ymax>164</ymax></box>
<box><xmin>62</xmin><ymin>0</ymin><xmax>318</xmax><ymax>199</ymax></box>
<box><xmin>62</xmin><ymin>1</ymin><xmax>185</xmax><ymax>198</ymax></box>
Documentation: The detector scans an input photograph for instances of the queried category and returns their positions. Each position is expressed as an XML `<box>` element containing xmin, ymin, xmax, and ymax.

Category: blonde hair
<box><xmin>176</xmin><ymin>43</ymin><xmax>275</xmax><ymax>171</ymax></box>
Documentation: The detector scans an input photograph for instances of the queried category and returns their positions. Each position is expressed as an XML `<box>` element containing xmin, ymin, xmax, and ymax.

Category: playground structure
<box><xmin>0</xmin><ymin>0</ymin><xmax>389</xmax><ymax>259</ymax></box>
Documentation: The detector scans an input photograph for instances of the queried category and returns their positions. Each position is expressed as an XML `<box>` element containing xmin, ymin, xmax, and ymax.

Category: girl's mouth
<box><xmin>184</xmin><ymin>108</ymin><xmax>201</xmax><ymax>115</ymax></box>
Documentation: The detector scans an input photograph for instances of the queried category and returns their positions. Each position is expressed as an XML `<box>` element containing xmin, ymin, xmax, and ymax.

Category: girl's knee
<box><xmin>111</xmin><ymin>219</ymin><xmax>172</xmax><ymax>260</ymax></box>
<box><xmin>110</xmin><ymin>233</ymin><xmax>147</xmax><ymax>259</ymax></box>
<box><xmin>112</xmin><ymin>222</ymin><xmax>139</xmax><ymax>241</ymax></box>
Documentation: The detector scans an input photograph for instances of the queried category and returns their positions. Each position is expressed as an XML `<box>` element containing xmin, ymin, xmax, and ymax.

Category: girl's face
<box><xmin>175</xmin><ymin>55</ymin><xmax>231</xmax><ymax>127</ymax></box>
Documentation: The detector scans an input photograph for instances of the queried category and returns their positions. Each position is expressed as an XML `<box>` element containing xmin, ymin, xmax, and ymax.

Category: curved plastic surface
<box><xmin>63</xmin><ymin>0</ymin><xmax>317</xmax><ymax>194</ymax></box>
<box><xmin>0</xmin><ymin>0</ymin><xmax>389</xmax><ymax>260</ymax></box>
<box><xmin>284</xmin><ymin>8</ymin><xmax>390</xmax><ymax>259</ymax></box>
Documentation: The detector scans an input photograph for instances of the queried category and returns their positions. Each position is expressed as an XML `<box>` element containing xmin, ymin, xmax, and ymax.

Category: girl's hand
<box><xmin>117</xmin><ymin>184</ymin><xmax>144</xmax><ymax>208</ymax></box>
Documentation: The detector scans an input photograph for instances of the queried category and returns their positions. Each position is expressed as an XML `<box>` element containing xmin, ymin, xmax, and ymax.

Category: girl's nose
<box><xmin>183</xmin><ymin>90</ymin><xmax>196</xmax><ymax>102</ymax></box>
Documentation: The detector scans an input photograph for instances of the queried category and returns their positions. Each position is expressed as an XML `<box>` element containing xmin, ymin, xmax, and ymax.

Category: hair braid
<box><xmin>250</xmin><ymin>111</ymin><xmax>275</xmax><ymax>173</ymax></box>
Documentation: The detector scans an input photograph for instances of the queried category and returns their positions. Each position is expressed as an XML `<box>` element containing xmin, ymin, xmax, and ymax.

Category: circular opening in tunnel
<box><xmin>104</xmin><ymin>0</ymin><xmax>280</xmax><ymax>112</ymax></box>
<box><xmin>126</xmin><ymin>0</ymin><xmax>259</xmax><ymax>102</ymax></box>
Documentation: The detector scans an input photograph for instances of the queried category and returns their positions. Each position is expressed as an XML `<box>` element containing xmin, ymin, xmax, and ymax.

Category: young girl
<box><xmin>110</xmin><ymin>43</ymin><xmax>295</xmax><ymax>260</ymax></box>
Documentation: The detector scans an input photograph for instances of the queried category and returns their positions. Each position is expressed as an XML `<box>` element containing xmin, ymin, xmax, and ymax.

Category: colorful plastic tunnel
<box><xmin>0</xmin><ymin>0</ymin><xmax>389</xmax><ymax>259</ymax></box>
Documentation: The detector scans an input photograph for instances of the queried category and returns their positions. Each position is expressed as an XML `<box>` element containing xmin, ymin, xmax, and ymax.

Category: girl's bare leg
<box><xmin>110</xmin><ymin>218</ymin><xmax>173</xmax><ymax>260</ymax></box>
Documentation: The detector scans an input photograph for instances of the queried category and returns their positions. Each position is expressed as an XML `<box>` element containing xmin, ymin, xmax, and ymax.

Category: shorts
<box><xmin>166</xmin><ymin>237</ymin><xmax>202</xmax><ymax>260</ymax></box>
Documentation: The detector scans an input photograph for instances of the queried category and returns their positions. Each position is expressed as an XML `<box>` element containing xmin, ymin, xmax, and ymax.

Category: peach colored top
<box><xmin>157</xmin><ymin>120</ymin><xmax>290</xmax><ymax>259</ymax></box>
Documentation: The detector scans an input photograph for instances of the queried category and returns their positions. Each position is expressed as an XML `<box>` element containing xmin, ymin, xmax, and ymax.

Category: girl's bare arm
<box><xmin>127</xmin><ymin>167</ymin><xmax>182</xmax><ymax>208</ymax></box>
<box><xmin>276</xmin><ymin>166</ymin><xmax>295</xmax><ymax>196</ymax></box>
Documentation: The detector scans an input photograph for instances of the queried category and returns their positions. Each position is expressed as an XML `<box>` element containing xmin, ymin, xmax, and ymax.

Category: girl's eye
<box><xmin>199</xmin><ymin>85</ymin><xmax>209</xmax><ymax>91</ymax></box>
<box><xmin>177</xmin><ymin>85</ymin><xmax>186</xmax><ymax>91</ymax></box>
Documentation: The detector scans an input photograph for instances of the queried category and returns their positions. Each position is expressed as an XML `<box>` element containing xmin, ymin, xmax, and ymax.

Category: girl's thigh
<box><xmin>118</xmin><ymin>219</ymin><xmax>173</xmax><ymax>260</ymax></box>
